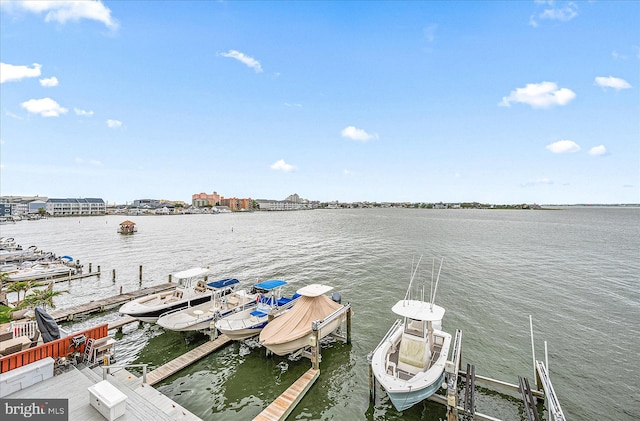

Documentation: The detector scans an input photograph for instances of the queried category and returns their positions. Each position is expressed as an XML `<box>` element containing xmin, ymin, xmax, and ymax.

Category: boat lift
<box><xmin>368</xmin><ymin>316</ymin><xmax>567</xmax><ymax>421</ymax></box>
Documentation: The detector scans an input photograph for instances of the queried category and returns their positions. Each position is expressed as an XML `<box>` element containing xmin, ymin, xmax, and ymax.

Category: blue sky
<box><xmin>1</xmin><ymin>1</ymin><xmax>638</xmax><ymax>205</ymax></box>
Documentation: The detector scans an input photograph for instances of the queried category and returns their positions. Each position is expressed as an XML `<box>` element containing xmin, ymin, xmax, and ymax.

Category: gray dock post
<box><xmin>112</xmin><ymin>269</ymin><xmax>116</xmax><ymax>282</ymax></box>
<box><xmin>139</xmin><ymin>265</ymin><xmax>143</xmax><ymax>283</ymax></box>
<box><xmin>89</xmin><ymin>263</ymin><xmax>92</xmax><ymax>273</ymax></box>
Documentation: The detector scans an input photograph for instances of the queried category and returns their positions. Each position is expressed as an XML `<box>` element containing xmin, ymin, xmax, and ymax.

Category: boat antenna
<box><xmin>429</xmin><ymin>257</ymin><xmax>435</xmax><ymax>305</ymax></box>
<box><xmin>430</xmin><ymin>257</ymin><xmax>444</xmax><ymax>310</ymax></box>
<box><xmin>405</xmin><ymin>254</ymin><xmax>423</xmax><ymax>302</ymax></box>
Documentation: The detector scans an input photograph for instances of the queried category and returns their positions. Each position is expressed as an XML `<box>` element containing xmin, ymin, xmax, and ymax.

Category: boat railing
<box><xmin>370</xmin><ymin>319</ymin><xmax>403</xmax><ymax>358</ymax></box>
<box><xmin>312</xmin><ymin>302</ymin><xmax>351</xmax><ymax>332</ymax></box>
<box><xmin>101</xmin><ymin>363</ymin><xmax>149</xmax><ymax>383</ymax></box>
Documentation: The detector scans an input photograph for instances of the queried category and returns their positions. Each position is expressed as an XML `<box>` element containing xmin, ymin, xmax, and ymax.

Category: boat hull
<box><xmin>118</xmin><ymin>294</ymin><xmax>213</xmax><ymax>323</ymax></box>
<box><xmin>385</xmin><ymin>371</ymin><xmax>446</xmax><ymax>411</ymax></box>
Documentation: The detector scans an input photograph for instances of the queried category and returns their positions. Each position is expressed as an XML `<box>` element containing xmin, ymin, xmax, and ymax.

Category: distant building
<box><xmin>192</xmin><ymin>191</ymin><xmax>252</xmax><ymax>211</ymax></box>
<box><xmin>46</xmin><ymin>198</ymin><xmax>106</xmax><ymax>216</ymax></box>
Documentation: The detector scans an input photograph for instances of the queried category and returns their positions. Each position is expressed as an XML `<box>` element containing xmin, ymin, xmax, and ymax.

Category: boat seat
<box><xmin>397</xmin><ymin>332</ymin><xmax>430</xmax><ymax>375</ymax></box>
<box><xmin>386</xmin><ymin>353</ymin><xmax>397</xmax><ymax>377</ymax></box>
<box><xmin>194</xmin><ymin>281</ymin><xmax>207</xmax><ymax>293</ymax></box>
<box><xmin>250</xmin><ymin>310</ymin><xmax>268</xmax><ymax>318</ymax></box>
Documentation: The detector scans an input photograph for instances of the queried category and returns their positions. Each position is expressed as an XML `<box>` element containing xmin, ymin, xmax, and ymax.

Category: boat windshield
<box><xmin>404</xmin><ymin>318</ymin><xmax>426</xmax><ymax>338</ymax></box>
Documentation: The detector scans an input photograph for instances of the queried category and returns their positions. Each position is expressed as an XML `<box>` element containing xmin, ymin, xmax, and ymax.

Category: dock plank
<box><xmin>49</xmin><ymin>283</ymin><xmax>176</xmax><ymax>322</ymax></box>
<box><xmin>146</xmin><ymin>335</ymin><xmax>232</xmax><ymax>386</ymax></box>
<box><xmin>253</xmin><ymin>368</ymin><xmax>319</xmax><ymax>421</ymax></box>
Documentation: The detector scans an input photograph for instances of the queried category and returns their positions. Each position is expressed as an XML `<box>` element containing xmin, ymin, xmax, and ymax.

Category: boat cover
<box><xmin>207</xmin><ymin>278</ymin><xmax>239</xmax><ymax>289</ymax></box>
<box><xmin>254</xmin><ymin>279</ymin><xmax>287</xmax><ymax>290</ymax></box>
<box><xmin>34</xmin><ymin>306</ymin><xmax>60</xmax><ymax>343</ymax></box>
<box><xmin>259</xmin><ymin>294</ymin><xmax>343</xmax><ymax>346</ymax></box>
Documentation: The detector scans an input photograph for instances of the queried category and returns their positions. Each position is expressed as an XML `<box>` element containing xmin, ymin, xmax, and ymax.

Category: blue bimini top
<box><xmin>254</xmin><ymin>279</ymin><xmax>287</xmax><ymax>291</ymax></box>
<box><xmin>207</xmin><ymin>278</ymin><xmax>240</xmax><ymax>289</ymax></box>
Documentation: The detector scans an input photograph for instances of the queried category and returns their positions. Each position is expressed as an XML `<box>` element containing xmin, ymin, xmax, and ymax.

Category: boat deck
<box><xmin>386</xmin><ymin>341</ymin><xmax>443</xmax><ymax>381</ymax></box>
<box><xmin>6</xmin><ymin>364</ymin><xmax>201</xmax><ymax>421</ymax></box>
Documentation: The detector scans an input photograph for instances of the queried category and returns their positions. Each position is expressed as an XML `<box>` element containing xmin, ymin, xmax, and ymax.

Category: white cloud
<box><xmin>39</xmin><ymin>76</ymin><xmax>59</xmax><ymax>87</ymax></box>
<box><xmin>3</xmin><ymin>0</ymin><xmax>118</xmax><ymax>30</ymax></box>
<box><xmin>500</xmin><ymin>81</ymin><xmax>576</xmax><ymax>108</ymax></box>
<box><xmin>546</xmin><ymin>139</ymin><xmax>581</xmax><ymax>154</ymax></box>
<box><xmin>89</xmin><ymin>159</ymin><xmax>103</xmax><ymax>166</ymax></box>
<box><xmin>530</xmin><ymin>1</ymin><xmax>578</xmax><ymax>27</ymax></box>
<box><xmin>20</xmin><ymin>97</ymin><xmax>68</xmax><ymax>117</ymax></box>
<box><xmin>588</xmin><ymin>145</ymin><xmax>607</xmax><ymax>156</ymax></box>
<box><xmin>0</xmin><ymin>62</ymin><xmax>42</xmax><ymax>83</ymax></box>
<box><xmin>594</xmin><ymin>76</ymin><xmax>632</xmax><ymax>90</ymax></box>
<box><xmin>423</xmin><ymin>24</ymin><xmax>438</xmax><ymax>43</ymax></box>
<box><xmin>107</xmin><ymin>119</ymin><xmax>122</xmax><ymax>128</ymax></box>
<box><xmin>521</xmin><ymin>178</ymin><xmax>554</xmax><ymax>188</ymax></box>
<box><xmin>270</xmin><ymin>159</ymin><xmax>295</xmax><ymax>172</ymax></box>
<box><xmin>284</xmin><ymin>102</ymin><xmax>303</xmax><ymax>108</ymax></box>
<box><xmin>341</xmin><ymin>126</ymin><xmax>378</xmax><ymax>142</ymax></box>
<box><xmin>74</xmin><ymin>108</ymin><xmax>94</xmax><ymax>116</ymax></box>
<box><xmin>219</xmin><ymin>50</ymin><xmax>263</xmax><ymax>73</ymax></box>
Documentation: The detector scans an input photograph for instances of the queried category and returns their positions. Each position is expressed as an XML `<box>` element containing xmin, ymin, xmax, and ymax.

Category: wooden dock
<box><xmin>146</xmin><ymin>334</ymin><xmax>232</xmax><ymax>386</ymax></box>
<box><xmin>253</xmin><ymin>368</ymin><xmax>320</xmax><ymax>421</ymax></box>
<box><xmin>108</xmin><ymin>316</ymin><xmax>138</xmax><ymax>330</ymax></box>
<box><xmin>49</xmin><ymin>283</ymin><xmax>176</xmax><ymax>322</ymax></box>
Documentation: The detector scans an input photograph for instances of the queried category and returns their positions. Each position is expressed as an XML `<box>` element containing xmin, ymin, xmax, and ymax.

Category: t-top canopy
<box><xmin>296</xmin><ymin>284</ymin><xmax>334</xmax><ymax>297</ymax></box>
<box><xmin>391</xmin><ymin>300</ymin><xmax>446</xmax><ymax>322</ymax></box>
<box><xmin>254</xmin><ymin>279</ymin><xmax>287</xmax><ymax>291</ymax></box>
<box><xmin>173</xmin><ymin>267</ymin><xmax>210</xmax><ymax>279</ymax></box>
<box><xmin>207</xmin><ymin>278</ymin><xmax>240</xmax><ymax>289</ymax></box>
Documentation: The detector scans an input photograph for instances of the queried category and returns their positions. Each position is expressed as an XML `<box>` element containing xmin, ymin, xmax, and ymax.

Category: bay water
<box><xmin>2</xmin><ymin>207</ymin><xmax>638</xmax><ymax>420</ymax></box>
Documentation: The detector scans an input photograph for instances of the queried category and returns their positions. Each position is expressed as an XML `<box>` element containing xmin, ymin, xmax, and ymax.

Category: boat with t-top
<box><xmin>215</xmin><ymin>279</ymin><xmax>301</xmax><ymax>340</ymax></box>
<box><xmin>370</xmin><ymin>257</ymin><xmax>452</xmax><ymax>411</ymax></box>
<box><xmin>118</xmin><ymin>267</ymin><xmax>237</xmax><ymax>323</ymax></box>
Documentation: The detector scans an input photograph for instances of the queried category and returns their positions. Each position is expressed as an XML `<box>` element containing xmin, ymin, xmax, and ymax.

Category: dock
<box><xmin>146</xmin><ymin>334</ymin><xmax>232</xmax><ymax>385</ymax></box>
<box><xmin>253</xmin><ymin>368</ymin><xmax>320</xmax><ymax>421</ymax></box>
<box><xmin>49</xmin><ymin>283</ymin><xmax>176</xmax><ymax>322</ymax></box>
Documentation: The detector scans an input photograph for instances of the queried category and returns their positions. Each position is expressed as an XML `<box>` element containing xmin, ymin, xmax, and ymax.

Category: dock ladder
<box><xmin>83</xmin><ymin>338</ymin><xmax>95</xmax><ymax>363</ymax></box>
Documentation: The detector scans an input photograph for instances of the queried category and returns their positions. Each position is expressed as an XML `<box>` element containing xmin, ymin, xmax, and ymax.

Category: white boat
<box><xmin>370</xmin><ymin>257</ymin><xmax>452</xmax><ymax>411</ymax></box>
<box><xmin>258</xmin><ymin>284</ymin><xmax>348</xmax><ymax>356</ymax></box>
<box><xmin>156</xmin><ymin>282</ymin><xmax>258</xmax><ymax>332</ymax></box>
<box><xmin>119</xmin><ymin>268</ymin><xmax>235</xmax><ymax>323</ymax></box>
<box><xmin>214</xmin><ymin>279</ymin><xmax>301</xmax><ymax>340</ymax></box>
<box><xmin>4</xmin><ymin>260</ymin><xmax>78</xmax><ymax>282</ymax></box>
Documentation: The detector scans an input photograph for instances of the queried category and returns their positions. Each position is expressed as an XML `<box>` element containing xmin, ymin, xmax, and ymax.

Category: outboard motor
<box><xmin>331</xmin><ymin>292</ymin><xmax>342</xmax><ymax>304</ymax></box>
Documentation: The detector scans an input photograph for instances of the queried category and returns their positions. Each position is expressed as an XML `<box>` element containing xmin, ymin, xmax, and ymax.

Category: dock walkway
<box><xmin>146</xmin><ymin>334</ymin><xmax>232</xmax><ymax>386</ymax></box>
<box><xmin>253</xmin><ymin>368</ymin><xmax>320</xmax><ymax>421</ymax></box>
<box><xmin>49</xmin><ymin>283</ymin><xmax>175</xmax><ymax>322</ymax></box>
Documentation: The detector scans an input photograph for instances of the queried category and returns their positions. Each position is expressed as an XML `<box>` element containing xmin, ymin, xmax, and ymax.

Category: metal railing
<box><xmin>101</xmin><ymin>363</ymin><xmax>149</xmax><ymax>383</ymax></box>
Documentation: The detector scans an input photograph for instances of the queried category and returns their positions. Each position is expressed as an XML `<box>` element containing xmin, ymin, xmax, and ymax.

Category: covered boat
<box><xmin>259</xmin><ymin>284</ymin><xmax>347</xmax><ymax>356</ymax></box>
<box><xmin>215</xmin><ymin>279</ymin><xmax>301</xmax><ymax>340</ymax></box>
<box><xmin>370</xmin><ymin>257</ymin><xmax>452</xmax><ymax>411</ymax></box>
<box><xmin>118</xmin><ymin>220</ymin><xmax>137</xmax><ymax>234</ymax></box>
<box><xmin>118</xmin><ymin>267</ymin><xmax>234</xmax><ymax>323</ymax></box>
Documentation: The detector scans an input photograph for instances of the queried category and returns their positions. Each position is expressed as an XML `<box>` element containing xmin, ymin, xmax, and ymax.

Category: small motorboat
<box><xmin>258</xmin><ymin>284</ymin><xmax>348</xmax><ymax>356</ymax></box>
<box><xmin>119</xmin><ymin>267</ymin><xmax>236</xmax><ymax>323</ymax></box>
<box><xmin>215</xmin><ymin>279</ymin><xmax>301</xmax><ymax>340</ymax></box>
<box><xmin>4</xmin><ymin>260</ymin><xmax>78</xmax><ymax>282</ymax></box>
<box><xmin>370</xmin><ymin>257</ymin><xmax>452</xmax><ymax>411</ymax></box>
<box><xmin>156</xmin><ymin>281</ymin><xmax>257</xmax><ymax>332</ymax></box>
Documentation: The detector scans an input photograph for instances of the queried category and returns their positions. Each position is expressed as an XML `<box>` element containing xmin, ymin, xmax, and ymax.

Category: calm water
<box><xmin>2</xmin><ymin>207</ymin><xmax>639</xmax><ymax>421</ymax></box>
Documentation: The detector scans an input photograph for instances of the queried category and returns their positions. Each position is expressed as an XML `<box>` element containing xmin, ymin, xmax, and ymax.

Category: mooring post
<box><xmin>346</xmin><ymin>304</ymin><xmax>352</xmax><ymax>344</ymax></box>
<box><xmin>168</xmin><ymin>274</ymin><xmax>172</xmax><ymax>283</ymax></box>
<box><xmin>119</xmin><ymin>285</ymin><xmax>123</xmax><ymax>295</ymax></box>
<box><xmin>97</xmin><ymin>265</ymin><xmax>101</xmax><ymax>277</ymax></box>
<box><xmin>89</xmin><ymin>263</ymin><xmax>92</xmax><ymax>273</ymax></box>
<box><xmin>367</xmin><ymin>353</ymin><xmax>376</xmax><ymax>402</ymax></box>
<box><xmin>112</xmin><ymin>269</ymin><xmax>116</xmax><ymax>282</ymax></box>
<box><xmin>139</xmin><ymin>265</ymin><xmax>143</xmax><ymax>283</ymax></box>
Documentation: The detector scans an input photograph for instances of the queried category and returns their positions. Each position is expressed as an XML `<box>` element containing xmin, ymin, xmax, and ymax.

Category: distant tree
<box><xmin>6</xmin><ymin>280</ymin><xmax>35</xmax><ymax>307</ymax></box>
<box><xmin>20</xmin><ymin>282</ymin><xmax>68</xmax><ymax>311</ymax></box>
<box><xmin>37</xmin><ymin>208</ymin><xmax>47</xmax><ymax>217</ymax></box>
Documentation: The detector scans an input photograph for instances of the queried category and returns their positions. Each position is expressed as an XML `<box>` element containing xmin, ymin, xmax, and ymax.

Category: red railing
<box><xmin>0</xmin><ymin>324</ymin><xmax>109</xmax><ymax>373</ymax></box>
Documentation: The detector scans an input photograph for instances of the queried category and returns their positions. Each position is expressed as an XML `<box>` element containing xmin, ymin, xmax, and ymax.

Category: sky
<box><xmin>1</xmin><ymin>1</ymin><xmax>639</xmax><ymax>205</ymax></box>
